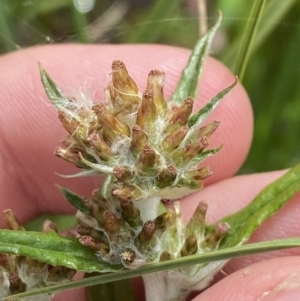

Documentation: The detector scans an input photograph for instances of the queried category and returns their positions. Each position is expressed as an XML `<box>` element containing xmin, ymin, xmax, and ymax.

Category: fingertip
<box><xmin>193</xmin><ymin>257</ymin><xmax>300</xmax><ymax>301</ymax></box>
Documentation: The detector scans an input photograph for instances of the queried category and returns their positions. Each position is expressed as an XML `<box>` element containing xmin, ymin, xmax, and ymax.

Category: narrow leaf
<box><xmin>56</xmin><ymin>169</ymin><xmax>99</xmax><ymax>178</ymax></box>
<box><xmin>9</xmin><ymin>238</ymin><xmax>300</xmax><ymax>300</ymax></box>
<box><xmin>56</xmin><ymin>185</ymin><xmax>91</xmax><ymax>214</ymax></box>
<box><xmin>39</xmin><ymin>63</ymin><xmax>68</xmax><ymax>109</ymax></box>
<box><xmin>188</xmin><ymin>78</ymin><xmax>238</xmax><ymax>127</ymax></box>
<box><xmin>233</xmin><ymin>0</ymin><xmax>267</xmax><ymax>81</ymax></box>
<box><xmin>79</xmin><ymin>153</ymin><xmax>114</xmax><ymax>174</ymax></box>
<box><xmin>191</xmin><ymin>145</ymin><xmax>223</xmax><ymax>166</ymax></box>
<box><xmin>101</xmin><ymin>175</ymin><xmax>114</xmax><ymax>199</ymax></box>
<box><xmin>218</xmin><ymin>164</ymin><xmax>300</xmax><ymax>248</ymax></box>
<box><xmin>170</xmin><ymin>12</ymin><xmax>222</xmax><ymax>103</ymax></box>
<box><xmin>0</xmin><ymin>230</ymin><xmax>120</xmax><ymax>273</ymax></box>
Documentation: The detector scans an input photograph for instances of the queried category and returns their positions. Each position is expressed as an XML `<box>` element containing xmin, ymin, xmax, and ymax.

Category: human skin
<box><xmin>0</xmin><ymin>45</ymin><xmax>299</xmax><ymax>301</ymax></box>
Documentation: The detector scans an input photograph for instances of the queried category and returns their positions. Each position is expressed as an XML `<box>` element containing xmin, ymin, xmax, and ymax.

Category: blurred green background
<box><xmin>1</xmin><ymin>0</ymin><xmax>299</xmax><ymax>174</ymax></box>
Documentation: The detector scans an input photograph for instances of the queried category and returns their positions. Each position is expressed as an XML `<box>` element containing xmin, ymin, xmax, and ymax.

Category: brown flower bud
<box><xmin>201</xmin><ymin>222</ymin><xmax>230</xmax><ymax>250</ymax></box>
<box><xmin>173</xmin><ymin>136</ymin><xmax>209</xmax><ymax>165</ymax></box>
<box><xmin>103</xmin><ymin>211</ymin><xmax>121</xmax><ymax>235</ymax></box>
<box><xmin>195</xmin><ymin>120</ymin><xmax>220</xmax><ymax>139</ymax></box>
<box><xmin>159</xmin><ymin>251</ymin><xmax>172</xmax><ymax>262</ymax></box>
<box><xmin>159</xmin><ymin>126</ymin><xmax>188</xmax><ymax>152</ymax></box>
<box><xmin>58</xmin><ymin>111</ymin><xmax>81</xmax><ymax>135</ymax></box>
<box><xmin>177</xmin><ymin>177</ymin><xmax>204</xmax><ymax>190</ymax></box>
<box><xmin>165</xmin><ymin>97</ymin><xmax>194</xmax><ymax>132</ymax></box>
<box><xmin>184</xmin><ymin>166</ymin><xmax>212</xmax><ymax>181</ymax></box>
<box><xmin>135</xmin><ymin>144</ymin><xmax>159</xmax><ymax>175</ymax></box>
<box><xmin>54</xmin><ymin>146</ymin><xmax>85</xmax><ymax>168</ymax></box>
<box><xmin>113</xmin><ymin>166</ymin><xmax>134</xmax><ymax>181</ymax></box>
<box><xmin>83</xmin><ymin>197</ymin><xmax>108</xmax><ymax>227</ymax></box>
<box><xmin>120</xmin><ymin>200</ymin><xmax>143</xmax><ymax>228</ymax></box>
<box><xmin>77</xmin><ymin>226</ymin><xmax>105</xmax><ymax>241</ymax></box>
<box><xmin>186</xmin><ymin>201</ymin><xmax>207</xmax><ymax>237</ymax></box>
<box><xmin>136</xmin><ymin>220</ymin><xmax>156</xmax><ymax>246</ymax></box>
<box><xmin>181</xmin><ymin>234</ymin><xmax>198</xmax><ymax>256</ymax></box>
<box><xmin>3</xmin><ymin>209</ymin><xmax>23</xmax><ymax>231</ymax></box>
<box><xmin>42</xmin><ymin>219</ymin><xmax>58</xmax><ymax>233</ymax></box>
<box><xmin>47</xmin><ymin>265</ymin><xmax>77</xmax><ymax>282</ymax></box>
<box><xmin>156</xmin><ymin>165</ymin><xmax>177</xmax><ymax>188</ymax></box>
<box><xmin>8</xmin><ymin>272</ymin><xmax>26</xmax><ymax>293</ymax></box>
<box><xmin>79</xmin><ymin>235</ymin><xmax>109</xmax><ymax>255</ymax></box>
<box><xmin>111</xmin><ymin>60</ymin><xmax>140</xmax><ymax>113</ymax></box>
<box><xmin>93</xmin><ymin>104</ymin><xmax>130</xmax><ymax>144</ymax></box>
<box><xmin>131</xmin><ymin>125</ymin><xmax>148</xmax><ymax>157</ymax></box>
<box><xmin>58</xmin><ymin>111</ymin><xmax>89</xmax><ymax>143</ymax></box>
<box><xmin>154</xmin><ymin>212</ymin><xmax>169</xmax><ymax>233</ymax></box>
<box><xmin>136</xmin><ymin>89</ymin><xmax>158</xmax><ymax>130</ymax></box>
<box><xmin>88</xmin><ymin>132</ymin><xmax>113</xmax><ymax>161</ymax></box>
<box><xmin>112</xmin><ymin>185</ymin><xmax>143</xmax><ymax>202</ymax></box>
<box><xmin>147</xmin><ymin>70</ymin><xmax>167</xmax><ymax>116</ymax></box>
<box><xmin>182</xmin><ymin>136</ymin><xmax>209</xmax><ymax>162</ymax></box>
<box><xmin>192</xmin><ymin>201</ymin><xmax>208</xmax><ymax>220</ymax></box>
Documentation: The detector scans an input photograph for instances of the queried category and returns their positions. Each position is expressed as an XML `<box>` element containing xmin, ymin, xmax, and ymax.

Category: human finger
<box><xmin>193</xmin><ymin>257</ymin><xmax>300</xmax><ymax>301</ymax></box>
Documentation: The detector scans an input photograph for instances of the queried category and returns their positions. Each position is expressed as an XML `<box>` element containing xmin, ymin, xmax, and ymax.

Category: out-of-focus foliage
<box><xmin>0</xmin><ymin>0</ymin><xmax>299</xmax><ymax>173</ymax></box>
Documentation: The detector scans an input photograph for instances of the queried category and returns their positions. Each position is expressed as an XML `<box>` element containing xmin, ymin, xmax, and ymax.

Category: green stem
<box><xmin>8</xmin><ymin>238</ymin><xmax>300</xmax><ymax>300</ymax></box>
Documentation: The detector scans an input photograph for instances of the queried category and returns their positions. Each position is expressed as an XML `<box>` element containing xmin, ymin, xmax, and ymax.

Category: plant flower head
<box><xmin>39</xmin><ymin>16</ymin><xmax>237</xmax><ymax>299</ymax></box>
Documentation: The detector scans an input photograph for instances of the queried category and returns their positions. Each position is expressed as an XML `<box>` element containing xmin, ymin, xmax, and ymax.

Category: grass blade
<box><xmin>187</xmin><ymin>77</ymin><xmax>237</xmax><ymax>127</ymax></box>
<box><xmin>233</xmin><ymin>0</ymin><xmax>267</xmax><ymax>81</ymax></box>
<box><xmin>223</xmin><ymin>0</ymin><xmax>298</xmax><ymax>68</ymax></box>
<box><xmin>8</xmin><ymin>237</ymin><xmax>300</xmax><ymax>300</ymax></box>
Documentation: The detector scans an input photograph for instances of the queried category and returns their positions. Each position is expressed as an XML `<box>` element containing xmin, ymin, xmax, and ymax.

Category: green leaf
<box><xmin>101</xmin><ymin>175</ymin><xmax>114</xmax><ymax>199</ymax></box>
<box><xmin>8</xmin><ymin>238</ymin><xmax>300</xmax><ymax>300</ymax></box>
<box><xmin>188</xmin><ymin>77</ymin><xmax>238</xmax><ymax>127</ymax></box>
<box><xmin>56</xmin><ymin>185</ymin><xmax>91</xmax><ymax>215</ymax></box>
<box><xmin>219</xmin><ymin>164</ymin><xmax>300</xmax><ymax>248</ymax></box>
<box><xmin>39</xmin><ymin>63</ymin><xmax>68</xmax><ymax>109</ymax></box>
<box><xmin>170</xmin><ymin>12</ymin><xmax>222</xmax><ymax>103</ymax></box>
<box><xmin>79</xmin><ymin>153</ymin><xmax>114</xmax><ymax>174</ymax></box>
<box><xmin>233</xmin><ymin>0</ymin><xmax>267</xmax><ymax>81</ymax></box>
<box><xmin>190</xmin><ymin>145</ymin><xmax>222</xmax><ymax>166</ymax></box>
<box><xmin>0</xmin><ymin>230</ymin><xmax>120</xmax><ymax>273</ymax></box>
<box><xmin>57</xmin><ymin>169</ymin><xmax>99</xmax><ymax>178</ymax></box>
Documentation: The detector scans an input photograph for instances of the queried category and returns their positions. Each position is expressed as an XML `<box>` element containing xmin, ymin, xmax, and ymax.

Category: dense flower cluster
<box><xmin>43</xmin><ymin>60</ymin><xmax>229</xmax><ymax>269</ymax></box>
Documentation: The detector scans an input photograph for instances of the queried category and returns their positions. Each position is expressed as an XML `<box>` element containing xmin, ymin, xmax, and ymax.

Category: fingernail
<box><xmin>261</xmin><ymin>272</ymin><xmax>300</xmax><ymax>301</ymax></box>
